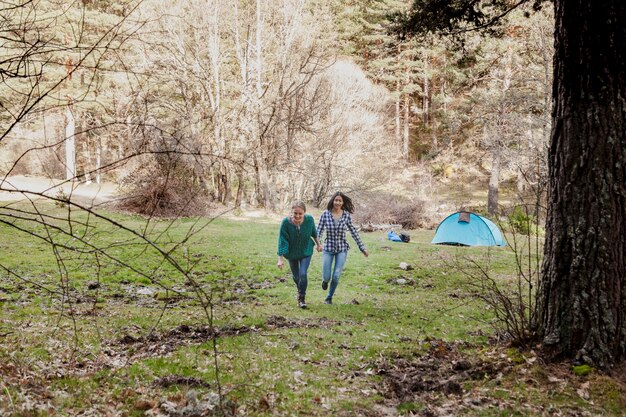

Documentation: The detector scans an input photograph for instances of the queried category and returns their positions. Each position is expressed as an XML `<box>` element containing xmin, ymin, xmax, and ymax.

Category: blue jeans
<box><xmin>288</xmin><ymin>256</ymin><xmax>311</xmax><ymax>296</ymax></box>
<box><xmin>322</xmin><ymin>250</ymin><xmax>348</xmax><ymax>300</ymax></box>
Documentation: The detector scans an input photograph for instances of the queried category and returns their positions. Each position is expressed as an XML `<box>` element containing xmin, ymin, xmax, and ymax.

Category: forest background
<box><xmin>1</xmin><ymin>0</ymin><xmax>553</xmax><ymax>221</ymax></box>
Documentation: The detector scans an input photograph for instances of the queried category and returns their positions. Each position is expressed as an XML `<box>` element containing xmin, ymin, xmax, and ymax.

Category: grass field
<box><xmin>0</xmin><ymin>202</ymin><xmax>624</xmax><ymax>416</ymax></box>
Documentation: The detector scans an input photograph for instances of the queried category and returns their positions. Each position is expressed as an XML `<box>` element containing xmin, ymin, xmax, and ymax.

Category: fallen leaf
<box><xmin>133</xmin><ymin>398</ymin><xmax>157</xmax><ymax>410</ymax></box>
<box><xmin>576</xmin><ymin>381</ymin><xmax>590</xmax><ymax>400</ymax></box>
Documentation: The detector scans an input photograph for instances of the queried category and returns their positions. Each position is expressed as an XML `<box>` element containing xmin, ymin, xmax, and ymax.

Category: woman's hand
<box><xmin>316</xmin><ymin>244</ymin><xmax>323</xmax><ymax>252</ymax></box>
<box><xmin>277</xmin><ymin>256</ymin><xmax>284</xmax><ymax>269</ymax></box>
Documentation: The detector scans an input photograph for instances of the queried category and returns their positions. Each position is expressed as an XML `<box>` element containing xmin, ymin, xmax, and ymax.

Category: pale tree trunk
<box><xmin>430</xmin><ymin>107</ymin><xmax>438</xmax><ymax>152</ymax></box>
<box><xmin>395</xmin><ymin>80</ymin><xmax>401</xmax><ymax>149</ymax></box>
<box><xmin>81</xmin><ymin>120</ymin><xmax>91</xmax><ymax>184</ymax></box>
<box><xmin>402</xmin><ymin>65</ymin><xmax>410</xmax><ymax>163</ymax></box>
<box><xmin>433</xmin><ymin>52</ymin><xmax>445</xmax><ymax>152</ymax></box>
<box><xmin>487</xmin><ymin>147</ymin><xmax>501</xmax><ymax>215</ymax></box>
<box><xmin>538</xmin><ymin>22</ymin><xmax>552</xmax><ymax>147</ymax></box>
<box><xmin>217</xmin><ymin>160</ymin><xmax>230</xmax><ymax>203</ymax></box>
<box><xmin>232</xmin><ymin>31</ymin><xmax>265</xmax><ymax>207</ymax></box>
<box><xmin>422</xmin><ymin>50</ymin><xmax>430</xmax><ymax>126</ymax></box>
<box><xmin>256</xmin><ymin>0</ymin><xmax>262</xmax><ymax>101</ymax></box>
<box><xmin>209</xmin><ymin>165</ymin><xmax>217</xmax><ymax>200</ymax></box>
<box><xmin>65</xmin><ymin>101</ymin><xmax>76</xmax><ymax>180</ymax></box>
<box><xmin>517</xmin><ymin>161</ymin><xmax>525</xmax><ymax>197</ymax></box>
<box><xmin>95</xmin><ymin>139</ymin><xmax>101</xmax><ymax>184</ymax></box>
<box><xmin>403</xmin><ymin>91</ymin><xmax>410</xmax><ymax>163</ymax></box>
<box><xmin>487</xmin><ymin>45</ymin><xmax>513</xmax><ymax>216</ymax></box>
<box><xmin>517</xmin><ymin>113</ymin><xmax>533</xmax><ymax>198</ymax></box>
<box><xmin>442</xmin><ymin>53</ymin><xmax>447</xmax><ymax>116</ymax></box>
<box><xmin>254</xmin><ymin>0</ymin><xmax>270</xmax><ymax>207</ymax></box>
<box><xmin>232</xmin><ymin>0</ymin><xmax>253</xmax><ymax>205</ymax></box>
<box><xmin>253</xmin><ymin>155</ymin><xmax>265</xmax><ymax>206</ymax></box>
<box><xmin>192</xmin><ymin>0</ymin><xmax>228</xmax><ymax>203</ymax></box>
<box><xmin>210</xmin><ymin>0</ymin><xmax>228</xmax><ymax>204</ymax></box>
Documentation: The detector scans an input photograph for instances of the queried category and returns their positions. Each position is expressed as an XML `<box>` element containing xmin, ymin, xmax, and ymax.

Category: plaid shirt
<box><xmin>316</xmin><ymin>210</ymin><xmax>366</xmax><ymax>253</ymax></box>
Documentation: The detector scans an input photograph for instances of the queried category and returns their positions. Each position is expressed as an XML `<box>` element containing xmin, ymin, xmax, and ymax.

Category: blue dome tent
<box><xmin>431</xmin><ymin>211</ymin><xmax>506</xmax><ymax>247</ymax></box>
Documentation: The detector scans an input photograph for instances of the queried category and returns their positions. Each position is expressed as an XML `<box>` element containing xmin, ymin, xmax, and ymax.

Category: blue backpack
<box><xmin>388</xmin><ymin>231</ymin><xmax>410</xmax><ymax>243</ymax></box>
<box><xmin>387</xmin><ymin>230</ymin><xmax>402</xmax><ymax>242</ymax></box>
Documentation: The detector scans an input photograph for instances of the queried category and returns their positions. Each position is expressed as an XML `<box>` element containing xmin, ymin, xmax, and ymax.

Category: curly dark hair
<box><xmin>326</xmin><ymin>191</ymin><xmax>355</xmax><ymax>213</ymax></box>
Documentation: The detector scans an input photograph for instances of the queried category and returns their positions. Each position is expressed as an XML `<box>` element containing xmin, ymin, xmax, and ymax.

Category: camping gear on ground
<box><xmin>388</xmin><ymin>230</ymin><xmax>410</xmax><ymax>243</ymax></box>
<box><xmin>431</xmin><ymin>211</ymin><xmax>506</xmax><ymax>247</ymax></box>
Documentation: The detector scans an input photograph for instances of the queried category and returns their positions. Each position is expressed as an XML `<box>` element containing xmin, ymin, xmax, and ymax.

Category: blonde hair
<box><xmin>291</xmin><ymin>201</ymin><xmax>306</xmax><ymax>212</ymax></box>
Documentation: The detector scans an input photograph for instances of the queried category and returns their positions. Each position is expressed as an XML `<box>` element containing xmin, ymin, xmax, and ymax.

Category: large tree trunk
<box><xmin>538</xmin><ymin>0</ymin><xmax>626</xmax><ymax>368</ymax></box>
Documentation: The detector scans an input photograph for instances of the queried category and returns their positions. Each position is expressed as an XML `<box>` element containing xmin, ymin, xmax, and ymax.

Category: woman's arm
<box><xmin>345</xmin><ymin>213</ymin><xmax>368</xmax><ymax>257</ymax></box>
<box><xmin>310</xmin><ymin>215</ymin><xmax>323</xmax><ymax>252</ymax></box>
<box><xmin>277</xmin><ymin>219</ymin><xmax>290</xmax><ymax>265</ymax></box>
<box><xmin>316</xmin><ymin>211</ymin><xmax>327</xmax><ymax>240</ymax></box>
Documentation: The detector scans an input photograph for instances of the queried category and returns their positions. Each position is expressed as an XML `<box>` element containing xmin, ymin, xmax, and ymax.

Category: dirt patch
<box><xmin>370</xmin><ymin>341</ymin><xmax>516</xmax><ymax>416</ymax></box>
<box><xmin>611</xmin><ymin>361</ymin><xmax>626</xmax><ymax>385</ymax></box>
<box><xmin>2</xmin><ymin>313</ymin><xmax>344</xmax><ymax>384</ymax></box>
<box><xmin>367</xmin><ymin>340</ymin><xmax>626</xmax><ymax>416</ymax></box>
<box><xmin>0</xmin><ymin>175</ymin><xmax>117</xmax><ymax>205</ymax></box>
<box><xmin>222</xmin><ymin>209</ymin><xmax>282</xmax><ymax>224</ymax></box>
<box><xmin>153</xmin><ymin>375</ymin><xmax>211</xmax><ymax>388</ymax></box>
<box><xmin>375</xmin><ymin>339</ymin><xmax>511</xmax><ymax>401</ymax></box>
<box><xmin>96</xmin><ymin>315</ymin><xmax>343</xmax><ymax>372</ymax></box>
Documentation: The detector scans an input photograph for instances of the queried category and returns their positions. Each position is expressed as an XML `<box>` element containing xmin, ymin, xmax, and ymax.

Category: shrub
<box><xmin>54</xmin><ymin>188</ymin><xmax>69</xmax><ymax>208</ymax></box>
<box><xmin>354</xmin><ymin>192</ymin><xmax>428</xmax><ymax>229</ymax></box>
<box><xmin>454</xmin><ymin>202</ymin><xmax>546</xmax><ymax>348</ymax></box>
<box><xmin>507</xmin><ymin>205</ymin><xmax>537</xmax><ymax>235</ymax></box>
<box><xmin>117</xmin><ymin>163</ymin><xmax>210</xmax><ymax>217</ymax></box>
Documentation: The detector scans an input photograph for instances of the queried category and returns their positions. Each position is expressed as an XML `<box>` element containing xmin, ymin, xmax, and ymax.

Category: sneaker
<box><xmin>324</xmin><ymin>298</ymin><xmax>332</xmax><ymax>305</ymax></box>
<box><xmin>298</xmin><ymin>294</ymin><xmax>307</xmax><ymax>309</ymax></box>
<box><xmin>322</xmin><ymin>280</ymin><xmax>329</xmax><ymax>290</ymax></box>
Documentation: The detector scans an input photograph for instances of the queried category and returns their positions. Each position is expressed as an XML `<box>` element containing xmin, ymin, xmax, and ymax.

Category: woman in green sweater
<box><xmin>277</xmin><ymin>201</ymin><xmax>322</xmax><ymax>308</ymax></box>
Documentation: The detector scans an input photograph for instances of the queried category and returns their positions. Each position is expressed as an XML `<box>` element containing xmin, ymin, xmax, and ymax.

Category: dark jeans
<box><xmin>288</xmin><ymin>255</ymin><xmax>312</xmax><ymax>296</ymax></box>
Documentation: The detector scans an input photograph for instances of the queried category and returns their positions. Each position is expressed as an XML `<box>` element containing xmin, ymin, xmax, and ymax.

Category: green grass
<box><xmin>0</xmin><ymin>202</ymin><xmax>624</xmax><ymax>416</ymax></box>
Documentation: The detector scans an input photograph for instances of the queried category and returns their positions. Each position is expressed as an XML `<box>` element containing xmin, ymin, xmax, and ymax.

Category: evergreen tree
<box><xmin>402</xmin><ymin>0</ymin><xmax>626</xmax><ymax>368</ymax></box>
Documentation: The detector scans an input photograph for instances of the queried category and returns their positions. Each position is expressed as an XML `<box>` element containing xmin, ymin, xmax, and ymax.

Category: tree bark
<box><xmin>538</xmin><ymin>0</ymin><xmax>626</xmax><ymax>368</ymax></box>
<box><xmin>234</xmin><ymin>167</ymin><xmax>244</xmax><ymax>208</ymax></box>
<box><xmin>487</xmin><ymin>146</ymin><xmax>501</xmax><ymax>216</ymax></box>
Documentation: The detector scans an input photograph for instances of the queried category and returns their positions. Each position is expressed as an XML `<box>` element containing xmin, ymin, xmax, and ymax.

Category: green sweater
<box><xmin>277</xmin><ymin>214</ymin><xmax>318</xmax><ymax>260</ymax></box>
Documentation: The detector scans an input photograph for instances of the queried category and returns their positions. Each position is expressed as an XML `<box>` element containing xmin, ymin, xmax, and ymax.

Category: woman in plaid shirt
<box><xmin>316</xmin><ymin>192</ymin><xmax>369</xmax><ymax>304</ymax></box>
